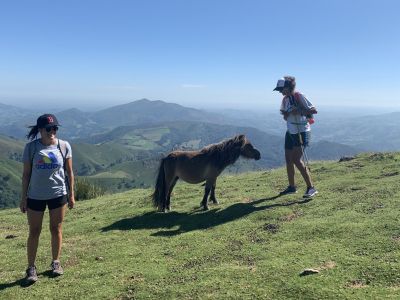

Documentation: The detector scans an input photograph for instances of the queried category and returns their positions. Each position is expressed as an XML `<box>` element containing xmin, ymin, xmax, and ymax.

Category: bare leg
<box><xmin>49</xmin><ymin>204</ymin><xmax>67</xmax><ymax>261</ymax></box>
<box><xmin>27</xmin><ymin>209</ymin><xmax>45</xmax><ymax>267</ymax></box>
<box><xmin>293</xmin><ymin>147</ymin><xmax>313</xmax><ymax>188</ymax></box>
<box><xmin>285</xmin><ymin>149</ymin><xmax>296</xmax><ymax>187</ymax></box>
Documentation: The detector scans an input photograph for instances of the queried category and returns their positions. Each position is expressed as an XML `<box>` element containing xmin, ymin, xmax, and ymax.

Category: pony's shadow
<box><xmin>102</xmin><ymin>195</ymin><xmax>311</xmax><ymax>236</ymax></box>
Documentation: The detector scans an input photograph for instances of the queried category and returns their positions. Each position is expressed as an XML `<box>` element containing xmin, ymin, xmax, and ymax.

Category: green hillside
<box><xmin>0</xmin><ymin>134</ymin><xmax>24</xmax><ymax>160</ymax></box>
<box><xmin>1</xmin><ymin>153</ymin><xmax>400</xmax><ymax>299</ymax></box>
<box><xmin>71</xmin><ymin>142</ymin><xmax>144</xmax><ymax>176</ymax></box>
<box><xmin>0</xmin><ymin>135</ymin><xmax>24</xmax><ymax>208</ymax></box>
<box><xmin>0</xmin><ymin>158</ymin><xmax>23</xmax><ymax>208</ymax></box>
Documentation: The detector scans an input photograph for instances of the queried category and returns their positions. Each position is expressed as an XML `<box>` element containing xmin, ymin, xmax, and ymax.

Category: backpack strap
<box><xmin>57</xmin><ymin>139</ymin><xmax>70</xmax><ymax>195</ymax></box>
<box><xmin>293</xmin><ymin>92</ymin><xmax>303</xmax><ymax>107</ymax></box>
<box><xmin>57</xmin><ymin>139</ymin><xmax>68</xmax><ymax>168</ymax></box>
<box><xmin>29</xmin><ymin>140</ymin><xmax>37</xmax><ymax>166</ymax></box>
<box><xmin>287</xmin><ymin>92</ymin><xmax>303</xmax><ymax>108</ymax></box>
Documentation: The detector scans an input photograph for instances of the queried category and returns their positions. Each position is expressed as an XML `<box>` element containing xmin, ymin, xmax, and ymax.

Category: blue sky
<box><xmin>0</xmin><ymin>0</ymin><xmax>399</xmax><ymax>111</ymax></box>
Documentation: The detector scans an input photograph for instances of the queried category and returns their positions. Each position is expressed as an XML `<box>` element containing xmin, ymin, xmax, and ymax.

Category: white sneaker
<box><xmin>304</xmin><ymin>187</ymin><xmax>318</xmax><ymax>198</ymax></box>
<box><xmin>51</xmin><ymin>260</ymin><xmax>64</xmax><ymax>276</ymax></box>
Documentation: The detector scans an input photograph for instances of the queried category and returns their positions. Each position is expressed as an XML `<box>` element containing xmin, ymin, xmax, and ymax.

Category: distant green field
<box><xmin>90</xmin><ymin>170</ymin><xmax>132</xmax><ymax>179</ymax></box>
<box><xmin>134</xmin><ymin>127</ymin><xmax>170</xmax><ymax>142</ymax></box>
<box><xmin>1</xmin><ymin>153</ymin><xmax>399</xmax><ymax>299</ymax></box>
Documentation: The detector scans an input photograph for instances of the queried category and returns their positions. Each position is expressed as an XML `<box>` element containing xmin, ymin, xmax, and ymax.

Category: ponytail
<box><xmin>27</xmin><ymin>126</ymin><xmax>39</xmax><ymax>141</ymax></box>
<box><xmin>283</xmin><ymin>76</ymin><xmax>296</xmax><ymax>92</ymax></box>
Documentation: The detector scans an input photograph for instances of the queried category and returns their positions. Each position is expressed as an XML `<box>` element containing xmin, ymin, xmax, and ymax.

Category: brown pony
<box><xmin>152</xmin><ymin>134</ymin><xmax>261</xmax><ymax>212</ymax></box>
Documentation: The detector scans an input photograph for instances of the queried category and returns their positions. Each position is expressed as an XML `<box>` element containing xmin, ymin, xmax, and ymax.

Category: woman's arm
<box><xmin>66</xmin><ymin>158</ymin><xmax>75</xmax><ymax>209</ymax></box>
<box><xmin>298</xmin><ymin>93</ymin><xmax>318</xmax><ymax>115</ymax></box>
<box><xmin>299</xmin><ymin>106</ymin><xmax>317</xmax><ymax>115</ymax></box>
<box><xmin>20</xmin><ymin>162</ymin><xmax>32</xmax><ymax>213</ymax></box>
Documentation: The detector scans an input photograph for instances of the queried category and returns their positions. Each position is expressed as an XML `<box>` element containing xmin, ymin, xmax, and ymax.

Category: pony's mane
<box><xmin>200</xmin><ymin>135</ymin><xmax>245</xmax><ymax>169</ymax></box>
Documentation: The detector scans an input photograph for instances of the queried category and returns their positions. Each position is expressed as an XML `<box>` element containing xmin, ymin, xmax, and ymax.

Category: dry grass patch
<box><xmin>347</xmin><ymin>279</ymin><xmax>368</xmax><ymax>289</ymax></box>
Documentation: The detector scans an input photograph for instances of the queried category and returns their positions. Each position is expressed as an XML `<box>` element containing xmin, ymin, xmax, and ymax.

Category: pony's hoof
<box><xmin>203</xmin><ymin>206</ymin><xmax>209</xmax><ymax>211</ymax></box>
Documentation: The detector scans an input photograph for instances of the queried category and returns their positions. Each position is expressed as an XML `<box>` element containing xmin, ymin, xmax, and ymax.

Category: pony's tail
<box><xmin>151</xmin><ymin>158</ymin><xmax>166</xmax><ymax>210</ymax></box>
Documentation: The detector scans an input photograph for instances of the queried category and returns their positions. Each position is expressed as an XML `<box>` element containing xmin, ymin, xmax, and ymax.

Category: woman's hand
<box><xmin>20</xmin><ymin>197</ymin><xmax>27</xmax><ymax>213</ymax></box>
<box><xmin>68</xmin><ymin>195</ymin><xmax>75</xmax><ymax>209</ymax></box>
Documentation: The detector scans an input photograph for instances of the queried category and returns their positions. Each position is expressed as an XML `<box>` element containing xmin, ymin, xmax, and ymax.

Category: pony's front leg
<box><xmin>201</xmin><ymin>183</ymin><xmax>212</xmax><ymax>211</ymax></box>
<box><xmin>210</xmin><ymin>183</ymin><xmax>219</xmax><ymax>204</ymax></box>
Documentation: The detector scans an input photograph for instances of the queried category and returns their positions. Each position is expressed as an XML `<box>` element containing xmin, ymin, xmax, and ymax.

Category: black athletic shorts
<box><xmin>27</xmin><ymin>195</ymin><xmax>68</xmax><ymax>212</ymax></box>
<box><xmin>285</xmin><ymin>131</ymin><xmax>310</xmax><ymax>150</ymax></box>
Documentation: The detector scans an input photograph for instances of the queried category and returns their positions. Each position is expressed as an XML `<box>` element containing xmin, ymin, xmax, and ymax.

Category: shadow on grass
<box><xmin>38</xmin><ymin>270</ymin><xmax>56</xmax><ymax>278</ymax></box>
<box><xmin>0</xmin><ymin>270</ymin><xmax>59</xmax><ymax>291</ymax></box>
<box><xmin>0</xmin><ymin>278</ymin><xmax>34</xmax><ymax>290</ymax></box>
<box><xmin>102</xmin><ymin>194</ymin><xmax>311</xmax><ymax>236</ymax></box>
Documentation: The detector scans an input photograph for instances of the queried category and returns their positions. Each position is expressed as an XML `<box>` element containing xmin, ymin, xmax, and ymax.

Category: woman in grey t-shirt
<box><xmin>20</xmin><ymin>113</ymin><xmax>75</xmax><ymax>284</ymax></box>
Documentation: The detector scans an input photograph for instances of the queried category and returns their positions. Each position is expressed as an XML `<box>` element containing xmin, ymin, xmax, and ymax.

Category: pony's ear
<box><xmin>236</xmin><ymin>134</ymin><xmax>246</xmax><ymax>147</ymax></box>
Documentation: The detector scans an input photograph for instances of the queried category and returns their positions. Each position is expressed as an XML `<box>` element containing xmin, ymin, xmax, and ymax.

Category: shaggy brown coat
<box><xmin>152</xmin><ymin>134</ymin><xmax>261</xmax><ymax>212</ymax></box>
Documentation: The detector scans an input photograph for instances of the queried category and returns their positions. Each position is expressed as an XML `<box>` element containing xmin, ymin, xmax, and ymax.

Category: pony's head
<box><xmin>202</xmin><ymin>134</ymin><xmax>261</xmax><ymax>169</ymax></box>
<box><xmin>237</xmin><ymin>134</ymin><xmax>261</xmax><ymax>160</ymax></box>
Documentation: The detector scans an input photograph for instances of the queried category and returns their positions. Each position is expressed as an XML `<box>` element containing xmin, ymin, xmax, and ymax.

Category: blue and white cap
<box><xmin>273</xmin><ymin>78</ymin><xmax>291</xmax><ymax>91</ymax></box>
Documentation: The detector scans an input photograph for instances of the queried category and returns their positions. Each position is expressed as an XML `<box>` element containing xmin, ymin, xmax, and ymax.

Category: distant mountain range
<box><xmin>1</xmin><ymin>99</ymin><xmax>399</xmax><ymax>151</ymax></box>
<box><xmin>0</xmin><ymin>99</ymin><xmax>227</xmax><ymax>139</ymax></box>
<box><xmin>311</xmin><ymin>112</ymin><xmax>400</xmax><ymax>151</ymax></box>
<box><xmin>0</xmin><ymin>98</ymin><xmax>386</xmax><ymax>209</ymax></box>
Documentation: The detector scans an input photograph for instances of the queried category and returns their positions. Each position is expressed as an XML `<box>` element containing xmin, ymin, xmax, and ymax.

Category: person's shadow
<box><xmin>102</xmin><ymin>195</ymin><xmax>311</xmax><ymax>236</ymax></box>
<box><xmin>0</xmin><ymin>278</ymin><xmax>33</xmax><ymax>290</ymax></box>
<box><xmin>0</xmin><ymin>270</ymin><xmax>56</xmax><ymax>291</ymax></box>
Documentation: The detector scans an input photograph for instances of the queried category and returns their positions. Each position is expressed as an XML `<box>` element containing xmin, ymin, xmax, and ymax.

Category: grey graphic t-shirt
<box><xmin>22</xmin><ymin>139</ymin><xmax>72</xmax><ymax>200</ymax></box>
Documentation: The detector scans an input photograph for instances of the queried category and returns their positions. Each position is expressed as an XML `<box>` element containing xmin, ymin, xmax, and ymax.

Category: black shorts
<box><xmin>285</xmin><ymin>131</ymin><xmax>311</xmax><ymax>150</ymax></box>
<box><xmin>27</xmin><ymin>195</ymin><xmax>68</xmax><ymax>212</ymax></box>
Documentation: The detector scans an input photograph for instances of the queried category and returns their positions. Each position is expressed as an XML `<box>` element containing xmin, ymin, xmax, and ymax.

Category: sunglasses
<box><xmin>45</xmin><ymin>126</ymin><xmax>59</xmax><ymax>132</ymax></box>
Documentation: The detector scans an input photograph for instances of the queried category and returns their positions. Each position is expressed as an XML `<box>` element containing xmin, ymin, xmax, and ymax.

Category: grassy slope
<box><xmin>1</xmin><ymin>153</ymin><xmax>400</xmax><ymax>299</ymax></box>
<box><xmin>0</xmin><ymin>136</ymin><xmax>24</xmax><ymax>208</ymax></box>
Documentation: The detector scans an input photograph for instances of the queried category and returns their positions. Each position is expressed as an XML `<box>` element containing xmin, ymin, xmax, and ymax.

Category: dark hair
<box><xmin>284</xmin><ymin>76</ymin><xmax>296</xmax><ymax>92</ymax></box>
<box><xmin>26</xmin><ymin>125</ymin><xmax>39</xmax><ymax>141</ymax></box>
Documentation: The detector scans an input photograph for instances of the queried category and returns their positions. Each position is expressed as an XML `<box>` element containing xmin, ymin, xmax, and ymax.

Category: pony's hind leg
<box><xmin>162</xmin><ymin>160</ymin><xmax>177</xmax><ymax>212</ymax></box>
<box><xmin>166</xmin><ymin>177</ymin><xmax>179</xmax><ymax>211</ymax></box>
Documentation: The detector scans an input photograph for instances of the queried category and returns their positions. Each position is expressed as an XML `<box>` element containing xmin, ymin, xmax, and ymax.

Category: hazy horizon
<box><xmin>1</xmin><ymin>97</ymin><xmax>399</xmax><ymax>117</ymax></box>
